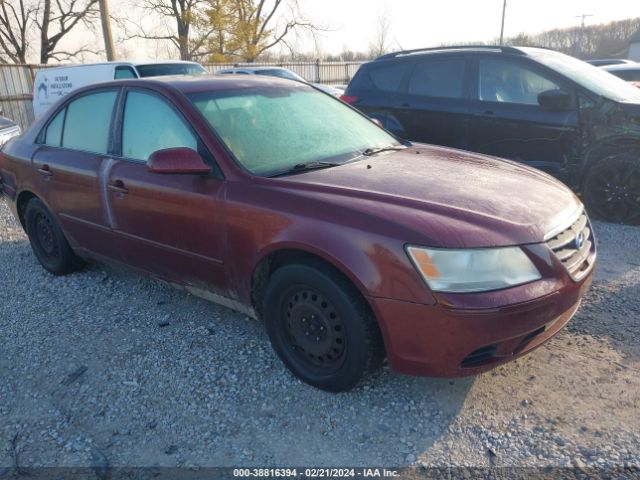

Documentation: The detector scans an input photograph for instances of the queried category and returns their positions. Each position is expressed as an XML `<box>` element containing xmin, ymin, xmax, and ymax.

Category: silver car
<box><xmin>216</xmin><ymin>66</ymin><xmax>344</xmax><ymax>96</ymax></box>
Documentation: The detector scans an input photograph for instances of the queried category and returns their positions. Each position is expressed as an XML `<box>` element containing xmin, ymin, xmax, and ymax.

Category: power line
<box><xmin>575</xmin><ymin>14</ymin><xmax>594</xmax><ymax>57</ymax></box>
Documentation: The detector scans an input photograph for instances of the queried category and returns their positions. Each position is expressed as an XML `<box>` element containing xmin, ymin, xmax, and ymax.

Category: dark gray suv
<box><xmin>342</xmin><ymin>46</ymin><xmax>640</xmax><ymax>224</ymax></box>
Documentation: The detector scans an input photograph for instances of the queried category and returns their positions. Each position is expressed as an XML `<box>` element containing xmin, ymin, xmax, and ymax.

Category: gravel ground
<box><xmin>1</xmin><ymin>198</ymin><xmax>639</xmax><ymax>473</ymax></box>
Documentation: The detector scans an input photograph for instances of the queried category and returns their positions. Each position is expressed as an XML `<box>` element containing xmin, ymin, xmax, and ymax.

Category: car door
<box><xmin>104</xmin><ymin>87</ymin><xmax>228</xmax><ymax>293</ymax></box>
<box><xmin>392</xmin><ymin>55</ymin><xmax>471</xmax><ymax>149</ymax></box>
<box><xmin>31</xmin><ymin>88</ymin><xmax>123</xmax><ymax>258</ymax></box>
<box><xmin>467</xmin><ymin>55</ymin><xmax>580</xmax><ymax>178</ymax></box>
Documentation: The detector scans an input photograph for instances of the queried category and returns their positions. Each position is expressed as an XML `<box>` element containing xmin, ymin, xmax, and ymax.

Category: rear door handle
<box><xmin>37</xmin><ymin>164</ymin><xmax>53</xmax><ymax>177</ymax></box>
<box><xmin>108</xmin><ymin>180</ymin><xmax>128</xmax><ymax>195</ymax></box>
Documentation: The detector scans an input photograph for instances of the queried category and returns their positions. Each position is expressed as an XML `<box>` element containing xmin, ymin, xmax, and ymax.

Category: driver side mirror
<box><xmin>147</xmin><ymin>147</ymin><xmax>211</xmax><ymax>175</ymax></box>
<box><xmin>538</xmin><ymin>89</ymin><xmax>571</xmax><ymax>111</ymax></box>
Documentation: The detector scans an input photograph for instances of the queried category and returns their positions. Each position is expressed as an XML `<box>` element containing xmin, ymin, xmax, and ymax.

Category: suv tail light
<box><xmin>340</xmin><ymin>95</ymin><xmax>359</xmax><ymax>105</ymax></box>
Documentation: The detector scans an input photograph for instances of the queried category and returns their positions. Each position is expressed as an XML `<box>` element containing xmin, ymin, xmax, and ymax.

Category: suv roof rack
<box><xmin>375</xmin><ymin>45</ymin><xmax>526</xmax><ymax>61</ymax></box>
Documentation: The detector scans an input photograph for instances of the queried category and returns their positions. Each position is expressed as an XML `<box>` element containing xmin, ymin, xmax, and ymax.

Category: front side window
<box><xmin>61</xmin><ymin>91</ymin><xmax>117</xmax><ymax>154</ymax></box>
<box><xmin>408</xmin><ymin>58</ymin><xmax>466</xmax><ymax>98</ymax></box>
<box><xmin>479</xmin><ymin>58</ymin><xmax>560</xmax><ymax>105</ymax></box>
<box><xmin>189</xmin><ymin>85</ymin><xmax>400</xmax><ymax>176</ymax></box>
<box><xmin>121</xmin><ymin>91</ymin><xmax>197</xmax><ymax>161</ymax></box>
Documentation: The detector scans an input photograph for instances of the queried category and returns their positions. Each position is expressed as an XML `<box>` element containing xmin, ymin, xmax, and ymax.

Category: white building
<box><xmin>629</xmin><ymin>29</ymin><xmax>640</xmax><ymax>61</ymax></box>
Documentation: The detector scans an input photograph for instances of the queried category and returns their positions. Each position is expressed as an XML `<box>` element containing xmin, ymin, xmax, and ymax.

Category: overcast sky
<box><xmin>303</xmin><ymin>0</ymin><xmax>640</xmax><ymax>54</ymax></box>
<box><xmin>72</xmin><ymin>0</ymin><xmax>640</xmax><ymax>61</ymax></box>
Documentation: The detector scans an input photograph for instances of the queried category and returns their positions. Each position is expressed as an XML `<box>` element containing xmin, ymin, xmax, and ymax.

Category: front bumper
<box><xmin>368</xmin><ymin>267</ymin><xmax>594</xmax><ymax>377</ymax></box>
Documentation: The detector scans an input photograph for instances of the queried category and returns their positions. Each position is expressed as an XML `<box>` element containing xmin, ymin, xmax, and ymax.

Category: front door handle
<box><xmin>37</xmin><ymin>164</ymin><xmax>53</xmax><ymax>177</ymax></box>
<box><xmin>108</xmin><ymin>179</ymin><xmax>129</xmax><ymax>195</ymax></box>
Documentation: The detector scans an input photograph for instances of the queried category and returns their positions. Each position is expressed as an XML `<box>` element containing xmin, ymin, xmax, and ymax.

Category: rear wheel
<box><xmin>263</xmin><ymin>263</ymin><xmax>384</xmax><ymax>392</ymax></box>
<box><xmin>24</xmin><ymin>198</ymin><xmax>84</xmax><ymax>275</ymax></box>
<box><xmin>583</xmin><ymin>154</ymin><xmax>640</xmax><ymax>225</ymax></box>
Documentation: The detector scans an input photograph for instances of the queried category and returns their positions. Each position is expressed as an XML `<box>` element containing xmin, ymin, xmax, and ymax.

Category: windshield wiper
<box><xmin>361</xmin><ymin>145</ymin><xmax>407</xmax><ymax>156</ymax></box>
<box><xmin>269</xmin><ymin>161</ymin><xmax>341</xmax><ymax>178</ymax></box>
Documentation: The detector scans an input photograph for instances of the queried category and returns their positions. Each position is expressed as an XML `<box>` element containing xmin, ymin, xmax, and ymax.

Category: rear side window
<box><xmin>121</xmin><ymin>91</ymin><xmax>197</xmax><ymax>161</ymax></box>
<box><xmin>612</xmin><ymin>69</ymin><xmax>640</xmax><ymax>82</ymax></box>
<box><xmin>408</xmin><ymin>58</ymin><xmax>466</xmax><ymax>98</ymax></box>
<box><xmin>61</xmin><ymin>91</ymin><xmax>117</xmax><ymax>154</ymax></box>
<box><xmin>368</xmin><ymin>63</ymin><xmax>410</xmax><ymax>92</ymax></box>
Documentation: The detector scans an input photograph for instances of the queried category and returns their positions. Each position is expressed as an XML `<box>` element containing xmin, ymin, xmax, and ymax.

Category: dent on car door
<box><xmin>31</xmin><ymin>89</ymin><xmax>122</xmax><ymax>257</ymax></box>
<box><xmin>104</xmin><ymin>88</ymin><xmax>228</xmax><ymax>293</ymax></box>
<box><xmin>467</xmin><ymin>57</ymin><xmax>579</xmax><ymax>178</ymax></box>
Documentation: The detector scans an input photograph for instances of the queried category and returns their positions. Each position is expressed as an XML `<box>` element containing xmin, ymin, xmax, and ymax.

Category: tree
<box><xmin>0</xmin><ymin>0</ymin><xmax>37</xmax><ymax>63</ymax></box>
<box><xmin>368</xmin><ymin>7</ymin><xmax>391</xmax><ymax>58</ymax></box>
<box><xmin>37</xmin><ymin>0</ymin><xmax>100</xmax><ymax>63</ymax></box>
<box><xmin>134</xmin><ymin>0</ymin><xmax>218</xmax><ymax>60</ymax></box>
<box><xmin>206</xmin><ymin>0</ymin><xmax>320</xmax><ymax>62</ymax></box>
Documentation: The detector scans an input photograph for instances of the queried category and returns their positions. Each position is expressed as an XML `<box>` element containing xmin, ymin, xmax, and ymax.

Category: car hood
<box><xmin>273</xmin><ymin>144</ymin><xmax>582</xmax><ymax>248</ymax></box>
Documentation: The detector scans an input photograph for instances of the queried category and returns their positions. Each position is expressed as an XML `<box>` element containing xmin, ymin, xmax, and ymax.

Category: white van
<box><xmin>32</xmin><ymin>61</ymin><xmax>207</xmax><ymax>117</ymax></box>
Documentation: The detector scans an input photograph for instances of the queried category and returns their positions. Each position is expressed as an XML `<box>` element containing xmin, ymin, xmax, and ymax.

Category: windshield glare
<box><xmin>136</xmin><ymin>63</ymin><xmax>206</xmax><ymax>77</ymax></box>
<box><xmin>189</xmin><ymin>86</ymin><xmax>399</xmax><ymax>176</ymax></box>
<box><xmin>530</xmin><ymin>50</ymin><xmax>640</xmax><ymax>103</ymax></box>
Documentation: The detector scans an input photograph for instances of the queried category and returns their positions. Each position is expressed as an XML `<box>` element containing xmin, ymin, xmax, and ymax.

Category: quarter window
<box><xmin>368</xmin><ymin>63</ymin><xmax>410</xmax><ymax>92</ymax></box>
<box><xmin>121</xmin><ymin>91</ymin><xmax>197</xmax><ymax>162</ymax></box>
<box><xmin>408</xmin><ymin>58</ymin><xmax>466</xmax><ymax>98</ymax></box>
<box><xmin>44</xmin><ymin>108</ymin><xmax>65</xmax><ymax>147</ymax></box>
<box><xmin>62</xmin><ymin>91</ymin><xmax>117</xmax><ymax>154</ymax></box>
<box><xmin>479</xmin><ymin>58</ymin><xmax>560</xmax><ymax>105</ymax></box>
<box><xmin>114</xmin><ymin>66</ymin><xmax>137</xmax><ymax>79</ymax></box>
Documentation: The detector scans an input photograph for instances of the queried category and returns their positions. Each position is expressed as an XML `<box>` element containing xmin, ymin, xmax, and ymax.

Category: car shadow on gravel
<box><xmin>0</xmin><ymin>238</ymin><xmax>475</xmax><ymax>467</ymax></box>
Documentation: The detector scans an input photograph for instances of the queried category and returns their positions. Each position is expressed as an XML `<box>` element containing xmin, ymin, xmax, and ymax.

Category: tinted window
<box><xmin>611</xmin><ymin>69</ymin><xmax>640</xmax><ymax>82</ymax></box>
<box><xmin>115</xmin><ymin>66</ymin><xmax>137</xmax><ymax>79</ymax></box>
<box><xmin>479</xmin><ymin>58</ymin><xmax>560</xmax><ymax>105</ymax></box>
<box><xmin>62</xmin><ymin>91</ymin><xmax>117</xmax><ymax>154</ymax></box>
<box><xmin>122</xmin><ymin>91</ymin><xmax>197</xmax><ymax>161</ymax></box>
<box><xmin>368</xmin><ymin>63</ymin><xmax>409</xmax><ymax>92</ymax></box>
<box><xmin>408</xmin><ymin>58</ymin><xmax>465</xmax><ymax>98</ymax></box>
<box><xmin>135</xmin><ymin>63</ymin><xmax>206</xmax><ymax>77</ymax></box>
<box><xmin>45</xmin><ymin>108</ymin><xmax>65</xmax><ymax>147</ymax></box>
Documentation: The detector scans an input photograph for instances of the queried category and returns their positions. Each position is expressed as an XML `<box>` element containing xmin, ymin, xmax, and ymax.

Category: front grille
<box><xmin>546</xmin><ymin>210</ymin><xmax>595</xmax><ymax>281</ymax></box>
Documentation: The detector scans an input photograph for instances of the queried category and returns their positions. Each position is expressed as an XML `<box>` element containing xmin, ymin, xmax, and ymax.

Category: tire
<box><xmin>24</xmin><ymin>198</ymin><xmax>84</xmax><ymax>275</ymax></box>
<box><xmin>583</xmin><ymin>153</ymin><xmax>640</xmax><ymax>225</ymax></box>
<box><xmin>262</xmin><ymin>263</ymin><xmax>384</xmax><ymax>392</ymax></box>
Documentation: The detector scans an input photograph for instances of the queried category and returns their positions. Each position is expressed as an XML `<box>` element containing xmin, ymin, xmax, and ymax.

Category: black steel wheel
<box><xmin>263</xmin><ymin>263</ymin><xmax>384</xmax><ymax>392</ymax></box>
<box><xmin>584</xmin><ymin>154</ymin><xmax>640</xmax><ymax>225</ymax></box>
<box><xmin>24</xmin><ymin>198</ymin><xmax>84</xmax><ymax>275</ymax></box>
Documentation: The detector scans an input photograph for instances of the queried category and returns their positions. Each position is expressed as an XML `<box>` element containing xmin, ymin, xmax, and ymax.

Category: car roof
<box><xmin>372</xmin><ymin>45</ymin><xmax>550</xmax><ymax>62</ymax></box>
<box><xmin>74</xmin><ymin>74</ymin><xmax>310</xmax><ymax>96</ymax></box>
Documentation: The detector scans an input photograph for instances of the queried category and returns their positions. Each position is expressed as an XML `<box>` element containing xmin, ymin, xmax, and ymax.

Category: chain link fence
<box><xmin>0</xmin><ymin>61</ymin><xmax>364</xmax><ymax>130</ymax></box>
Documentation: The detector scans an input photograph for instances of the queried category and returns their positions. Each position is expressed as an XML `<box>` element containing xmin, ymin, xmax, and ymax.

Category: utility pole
<box><xmin>99</xmin><ymin>0</ymin><xmax>116</xmax><ymax>60</ymax></box>
<box><xmin>499</xmin><ymin>0</ymin><xmax>508</xmax><ymax>45</ymax></box>
<box><xmin>574</xmin><ymin>14</ymin><xmax>593</xmax><ymax>58</ymax></box>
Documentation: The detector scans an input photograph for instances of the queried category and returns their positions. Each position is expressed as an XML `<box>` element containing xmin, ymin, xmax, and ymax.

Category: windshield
<box><xmin>530</xmin><ymin>50</ymin><xmax>640</xmax><ymax>103</ymax></box>
<box><xmin>189</xmin><ymin>86</ymin><xmax>400</xmax><ymax>176</ymax></box>
<box><xmin>136</xmin><ymin>63</ymin><xmax>206</xmax><ymax>77</ymax></box>
<box><xmin>255</xmin><ymin>69</ymin><xmax>305</xmax><ymax>82</ymax></box>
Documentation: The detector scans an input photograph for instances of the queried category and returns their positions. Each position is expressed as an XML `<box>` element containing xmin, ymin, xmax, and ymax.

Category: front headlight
<box><xmin>406</xmin><ymin>245</ymin><xmax>541</xmax><ymax>293</ymax></box>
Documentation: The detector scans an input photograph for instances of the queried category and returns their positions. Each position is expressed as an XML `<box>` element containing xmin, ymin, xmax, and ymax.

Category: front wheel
<box><xmin>583</xmin><ymin>154</ymin><xmax>640</xmax><ymax>225</ymax></box>
<box><xmin>262</xmin><ymin>263</ymin><xmax>384</xmax><ymax>392</ymax></box>
<box><xmin>24</xmin><ymin>198</ymin><xmax>85</xmax><ymax>275</ymax></box>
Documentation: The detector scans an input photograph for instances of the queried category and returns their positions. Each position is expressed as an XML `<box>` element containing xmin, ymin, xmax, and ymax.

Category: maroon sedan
<box><xmin>0</xmin><ymin>76</ymin><xmax>596</xmax><ymax>391</ymax></box>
